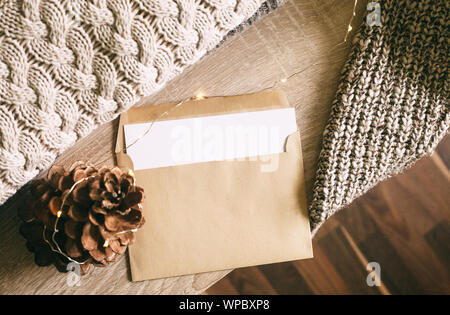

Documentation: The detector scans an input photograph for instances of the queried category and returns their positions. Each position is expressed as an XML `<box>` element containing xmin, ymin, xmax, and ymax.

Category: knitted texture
<box><xmin>310</xmin><ymin>0</ymin><xmax>449</xmax><ymax>234</ymax></box>
<box><xmin>222</xmin><ymin>0</ymin><xmax>283</xmax><ymax>39</ymax></box>
<box><xmin>0</xmin><ymin>0</ymin><xmax>266</xmax><ymax>204</ymax></box>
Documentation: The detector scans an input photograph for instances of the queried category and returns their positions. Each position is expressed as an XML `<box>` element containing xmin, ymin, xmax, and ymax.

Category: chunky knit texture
<box><xmin>221</xmin><ymin>0</ymin><xmax>282</xmax><ymax>39</ymax></box>
<box><xmin>310</xmin><ymin>0</ymin><xmax>449</xmax><ymax>234</ymax></box>
<box><xmin>0</xmin><ymin>0</ymin><xmax>266</xmax><ymax>204</ymax></box>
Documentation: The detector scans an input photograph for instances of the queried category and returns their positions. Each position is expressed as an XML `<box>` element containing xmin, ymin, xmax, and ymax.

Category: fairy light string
<box><xmin>43</xmin><ymin>175</ymin><xmax>95</xmax><ymax>264</ymax></box>
<box><xmin>344</xmin><ymin>0</ymin><xmax>358</xmax><ymax>44</ymax></box>
<box><xmin>118</xmin><ymin>97</ymin><xmax>193</xmax><ymax>154</ymax></box>
<box><xmin>45</xmin><ymin>0</ymin><xmax>359</xmax><ymax>264</ymax></box>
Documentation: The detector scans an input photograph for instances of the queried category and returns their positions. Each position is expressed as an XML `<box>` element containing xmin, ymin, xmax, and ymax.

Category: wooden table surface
<box><xmin>0</xmin><ymin>0</ymin><xmax>368</xmax><ymax>294</ymax></box>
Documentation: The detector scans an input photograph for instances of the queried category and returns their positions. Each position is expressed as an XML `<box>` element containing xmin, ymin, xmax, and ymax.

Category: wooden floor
<box><xmin>207</xmin><ymin>135</ymin><xmax>450</xmax><ymax>295</ymax></box>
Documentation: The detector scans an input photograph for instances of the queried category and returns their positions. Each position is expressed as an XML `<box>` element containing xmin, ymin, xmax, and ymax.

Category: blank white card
<box><xmin>124</xmin><ymin>108</ymin><xmax>298</xmax><ymax>171</ymax></box>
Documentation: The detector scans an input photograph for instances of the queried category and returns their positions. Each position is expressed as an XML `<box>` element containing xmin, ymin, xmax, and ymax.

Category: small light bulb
<box><xmin>128</xmin><ymin>169</ymin><xmax>135</xmax><ymax>177</ymax></box>
<box><xmin>280</xmin><ymin>78</ymin><xmax>287</xmax><ymax>83</ymax></box>
<box><xmin>56</xmin><ymin>210</ymin><xmax>62</xmax><ymax>218</ymax></box>
<box><xmin>103</xmin><ymin>239</ymin><xmax>109</xmax><ymax>247</ymax></box>
<box><xmin>195</xmin><ymin>92</ymin><xmax>205</xmax><ymax>100</ymax></box>
<box><xmin>348</xmin><ymin>25</ymin><xmax>353</xmax><ymax>32</ymax></box>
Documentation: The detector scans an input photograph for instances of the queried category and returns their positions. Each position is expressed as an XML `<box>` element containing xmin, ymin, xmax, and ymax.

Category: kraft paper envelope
<box><xmin>115</xmin><ymin>90</ymin><xmax>313</xmax><ymax>281</ymax></box>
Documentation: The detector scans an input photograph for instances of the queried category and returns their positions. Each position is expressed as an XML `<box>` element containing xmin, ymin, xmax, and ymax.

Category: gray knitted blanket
<box><xmin>310</xmin><ymin>0</ymin><xmax>449</xmax><ymax>233</ymax></box>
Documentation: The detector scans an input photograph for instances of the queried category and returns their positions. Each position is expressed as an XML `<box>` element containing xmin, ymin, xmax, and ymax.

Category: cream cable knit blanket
<box><xmin>0</xmin><ymin>0</ymin><xmax>264</xmax><ymax>204</ymax></box>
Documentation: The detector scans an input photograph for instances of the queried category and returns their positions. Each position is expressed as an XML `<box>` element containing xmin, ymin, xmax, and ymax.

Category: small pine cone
<box><xmin>79</xmin><ymin>166</ymin><xmax>145</xmax><ymax>266</ymax></box>
<box><xmin>86</xmin><ymin>166</ymin><xmax>145</xmax><ymax>234</ymax></box>
<box><xmin>18</xmin><ymin>161</ymin><xmax>145</xmax><ymax>274</ymax></box>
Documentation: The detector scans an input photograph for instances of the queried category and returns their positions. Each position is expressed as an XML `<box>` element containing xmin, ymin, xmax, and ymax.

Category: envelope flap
<box><xmin>115</xmin><ymin>90</ymin><xmax>291</xmax><ymax>169</ymax></box>
<box><xmin>115</xmin><ymin>110</ymin><xmax>135</xmax><ymax>171</ymax></box>
<box><xmin>285</xmin><ymin>131</ymin><xmax>301</xmax><ymax>153</ymax></box>
<box><xmin>126</xmin><ymin>90</ymin><xmax>290</xmax><ymax>124</ymax></box>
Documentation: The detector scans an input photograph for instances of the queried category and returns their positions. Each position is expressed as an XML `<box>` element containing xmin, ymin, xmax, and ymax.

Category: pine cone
<box><xmin>18</xmin><ymin>161</ymin><xmax>145</xmax><ymax>274</ymax></box>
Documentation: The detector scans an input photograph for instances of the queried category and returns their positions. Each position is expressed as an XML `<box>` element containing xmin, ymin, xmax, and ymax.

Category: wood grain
<box><xmin>0</xmin><ymin>0</ymin><xmax>368</xmax><ymax>294</ymax></box>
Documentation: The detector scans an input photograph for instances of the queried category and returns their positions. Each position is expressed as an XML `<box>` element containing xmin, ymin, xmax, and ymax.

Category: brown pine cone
<box><xmin>18</xmin><ymin>161</ymin><xmax>145</xmax><ymax>274</ymax></box>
